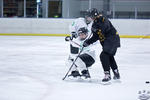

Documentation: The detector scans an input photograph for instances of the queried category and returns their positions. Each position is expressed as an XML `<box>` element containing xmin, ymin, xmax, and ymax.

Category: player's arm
<box><xmin>87</xmin><ymin>32</ymin><xmax>99</xmax><ymax>43</ymax></box>
<box><xmin>83</xmin><ymin>27</ymin><xmax>99</xmax><ymax>47</ymax></box>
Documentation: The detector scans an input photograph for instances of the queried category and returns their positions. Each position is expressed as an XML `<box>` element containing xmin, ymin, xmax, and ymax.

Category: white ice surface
<box><xmin>0</xmin><ymin>36</ymin><xmax>150</xmax><ymax>100</ymax></box>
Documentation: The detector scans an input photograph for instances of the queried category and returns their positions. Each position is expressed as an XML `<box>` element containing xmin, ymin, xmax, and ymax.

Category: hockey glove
<box><xmin>71</xmin><ymin>32</ymin><xmax>78</xmax><ymax>39</ymax></box>
<box><xmin>65</xmin><ymin>36</ymin><xmax>72</xmax><ymax>41</ymax></box>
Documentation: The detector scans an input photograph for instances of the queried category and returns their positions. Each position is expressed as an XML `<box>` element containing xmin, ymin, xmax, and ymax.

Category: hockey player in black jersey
<box><xmin>83</xmin><ymin>8</ymin><xmax>121</xmax><ymax>83</ymax></box>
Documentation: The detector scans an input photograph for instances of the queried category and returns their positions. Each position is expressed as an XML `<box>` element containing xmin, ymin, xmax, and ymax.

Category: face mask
<box><xmin>79</xmin><ymin>33</ymin><xmax>88</xmax><ymax>41</ymax></box>
<box><xmin>85</xmin><ymin>17</ymin><xmax>93</xmax><ymax>24</ymax></box>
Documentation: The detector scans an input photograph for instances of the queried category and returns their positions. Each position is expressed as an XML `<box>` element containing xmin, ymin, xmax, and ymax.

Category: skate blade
<box><xmin>80</xmin><ymin>77</ymin><xmax>91</xmax><ymax>82</ymax></box>
<box><xmin>67</xmin><ymin>76</ymin><xmax>81</xmax><ymax>80</ymax></box>
<box><xmin>64</xmin><ymin>76</ymin><xmax>92</xmax><ymax>83</ymax></box>
<box><xmin>80</xmin><ymin>76</ymin><xmax>91</xmax><ymax>80</ymax></box>
<box><xmin>100</xmin><ymin>81</ymin><xmax>111</xmax><ymax>85</ymax></box>
<box><xmin>112</xmin><ymin>79</ymin><xmax>121</xmax><ymax>83</ymax></box>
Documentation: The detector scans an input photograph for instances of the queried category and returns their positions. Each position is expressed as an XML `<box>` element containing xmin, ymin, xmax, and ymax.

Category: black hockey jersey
<box><xmin>85</xmin><ymin>16</ymin><xmax>120</xmax><ymax>55</ymax></box>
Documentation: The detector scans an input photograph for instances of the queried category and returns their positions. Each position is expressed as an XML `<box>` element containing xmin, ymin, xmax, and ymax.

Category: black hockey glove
<box><xmin>65</xmin><ymin>36</ymin><xmax>72</xmax><ymax>41</ymax></box>
<box><xmin>83</xmin><ymin>40</ymin><xmax>89</xmax><ymax>47</ymax></box>
<box><xmin>71</xmin><ymin>32</ymin><xmax>78</xmax><ymax>39</ymax></box>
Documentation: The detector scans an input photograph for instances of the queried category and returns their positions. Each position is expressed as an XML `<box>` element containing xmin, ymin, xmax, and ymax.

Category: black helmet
<box><xmin>78</xmin><ymin>27</ymin><xmax>88</xmax><ymax>35</ymax></box>
<box><xmin>85</xmin><ymin>8</ymin><xmax>100</xmax><ymax>18</ymax></box>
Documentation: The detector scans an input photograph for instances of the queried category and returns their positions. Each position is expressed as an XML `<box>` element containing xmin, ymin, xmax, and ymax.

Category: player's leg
<box><xmin>109</xmin><ymin>48</ymin><xmax>120</xmax><ymax>80</ymax></box>
<box><xmin>67</xmin><ymin>59</ymin><xmax>81</xmax><ymax>78</ymax></box>
<box><xmin>100</xmin><ymin>51</ymin><xmax>111</xmax><ymax>82</ymax></box>
<box><xmin>68</xmin><ymin>44</ymin><xmax>80</xmax><ymax>78</ymax></box>
<box><xmin>109</xmin><ymin>56</ymin><xmax>120</xmax><ymax>80</ymax></box>
<box><xmin>77</xmin><ymin>53</ymin><xmax>95</xmax><ymax>78</ymax></box>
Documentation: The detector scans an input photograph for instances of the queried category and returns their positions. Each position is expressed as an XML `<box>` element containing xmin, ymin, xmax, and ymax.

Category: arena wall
<box><xmin>0</xmin><ymin>18</ymin><xmax>150</xmax><ymax>38</ymax></box>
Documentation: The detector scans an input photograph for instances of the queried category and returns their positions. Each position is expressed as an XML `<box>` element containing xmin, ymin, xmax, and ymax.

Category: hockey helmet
<box><xmin>85</xmin><ymin>8</ymin><xmax>100</xmax><ymax>19</ymax></box>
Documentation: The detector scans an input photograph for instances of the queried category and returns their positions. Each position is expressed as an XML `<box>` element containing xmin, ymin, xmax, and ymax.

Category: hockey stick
<box><xmin>69</xmin><ymin>40</ymin><xmax>81</xmax><ymax>47</ymax></box>
<box><xmin>65</xmin><ymin>36</ymin><xmax>81</xmax><ymax>47</ymax></box>
<box><xmin>62</xmin><ymin>46</ymin><xmax>84</xmax><ymax>80</ymax></box>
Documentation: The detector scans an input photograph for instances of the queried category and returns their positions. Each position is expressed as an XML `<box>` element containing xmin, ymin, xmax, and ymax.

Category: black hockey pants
<box><xmin>100</xmin><ymin>50</ymin><xmax>118</xmax><ymax>72</ymax></box>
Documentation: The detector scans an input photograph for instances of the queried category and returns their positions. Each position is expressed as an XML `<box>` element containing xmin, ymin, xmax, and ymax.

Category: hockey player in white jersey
<box><xmin>68</xmin><ymin>18</ymin><xmax>92</xmax><ymax>57</ymax></box>
<box><xmin>65</xmin><ymin>27</ymin><xmax>95</xmax><ymax>79</ymax></box>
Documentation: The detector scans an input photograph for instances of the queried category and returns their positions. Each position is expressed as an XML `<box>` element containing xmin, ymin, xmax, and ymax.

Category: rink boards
<box><xmin>0</xmin><ymin>18</ymin><xmax>150</xmax><ymax>38</ymax></box>
<box><xmin>0</xmin><ymin>33</ymin><xmax>150</xmax><ymax>39</ymax></box>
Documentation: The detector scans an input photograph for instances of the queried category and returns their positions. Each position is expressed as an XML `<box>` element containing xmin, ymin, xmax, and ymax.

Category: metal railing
<box><xmin>0</xmin><ymin>0</ymin><xmax>150</xmax><ymax>19</ymax></box>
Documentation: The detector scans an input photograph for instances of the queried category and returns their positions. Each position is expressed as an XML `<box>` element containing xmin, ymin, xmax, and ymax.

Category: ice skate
<box><xmin>81</xmin><ymin>70</ymin><xmax>91</xmax><ymax>79</ymax></box>
<box><xmin>113</xmin><ymin>69</ymin><xmax>120</xmax><ymax>80</ymax></box>
<box><xmin>68</xmin><ymin>71</ymin><xmax>81</xmax><ymax>78</ymax></box>
<box><xmin>101</xmin><ymin>71</ymin><xmax>111</xmax><ymax>85</ymax></box>
<box><xmin>112</xmin><ymin>69</ymin><xmax>121</xmax><ymax>83</ymax></box>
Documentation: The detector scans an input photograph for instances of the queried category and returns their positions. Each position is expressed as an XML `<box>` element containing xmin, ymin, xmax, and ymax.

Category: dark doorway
<box><xmin>48</xmin><ymin>0</ymin><xmax>62</xmax><ymax>18</ymax></box>
<box><xmin>3</xmin><ymin>0</ymin><xmax>24</xmax><ymax>17</ymax></box>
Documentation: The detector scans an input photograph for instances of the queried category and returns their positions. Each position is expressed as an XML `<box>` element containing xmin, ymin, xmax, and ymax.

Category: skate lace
<box><xmin>114</xmin><ymin>69</ymin><xmax>119</xmax><ymax>74</ymax></box>
<box><xmin>104</xmin><ymin>74</ymin><xmax>110</xmax><ymax>79</ymax></box>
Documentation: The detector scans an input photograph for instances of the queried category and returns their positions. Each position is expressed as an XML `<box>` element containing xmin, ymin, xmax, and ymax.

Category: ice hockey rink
<box><xmin>0</xmin><ymin>36</ymin><xmax>150</xmax><ymax>100</ymax></box>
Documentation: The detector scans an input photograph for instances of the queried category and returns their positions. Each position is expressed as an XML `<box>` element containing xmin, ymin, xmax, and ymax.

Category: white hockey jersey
<box><xmin>69</xmin><ymin>18</ymin><xmax>95</xmax><ymax>60</ymax></box>
<box><xmin>72</xmin><ymin>34</ymin><xmax>95</xmax><ymax>60</ymax></box>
